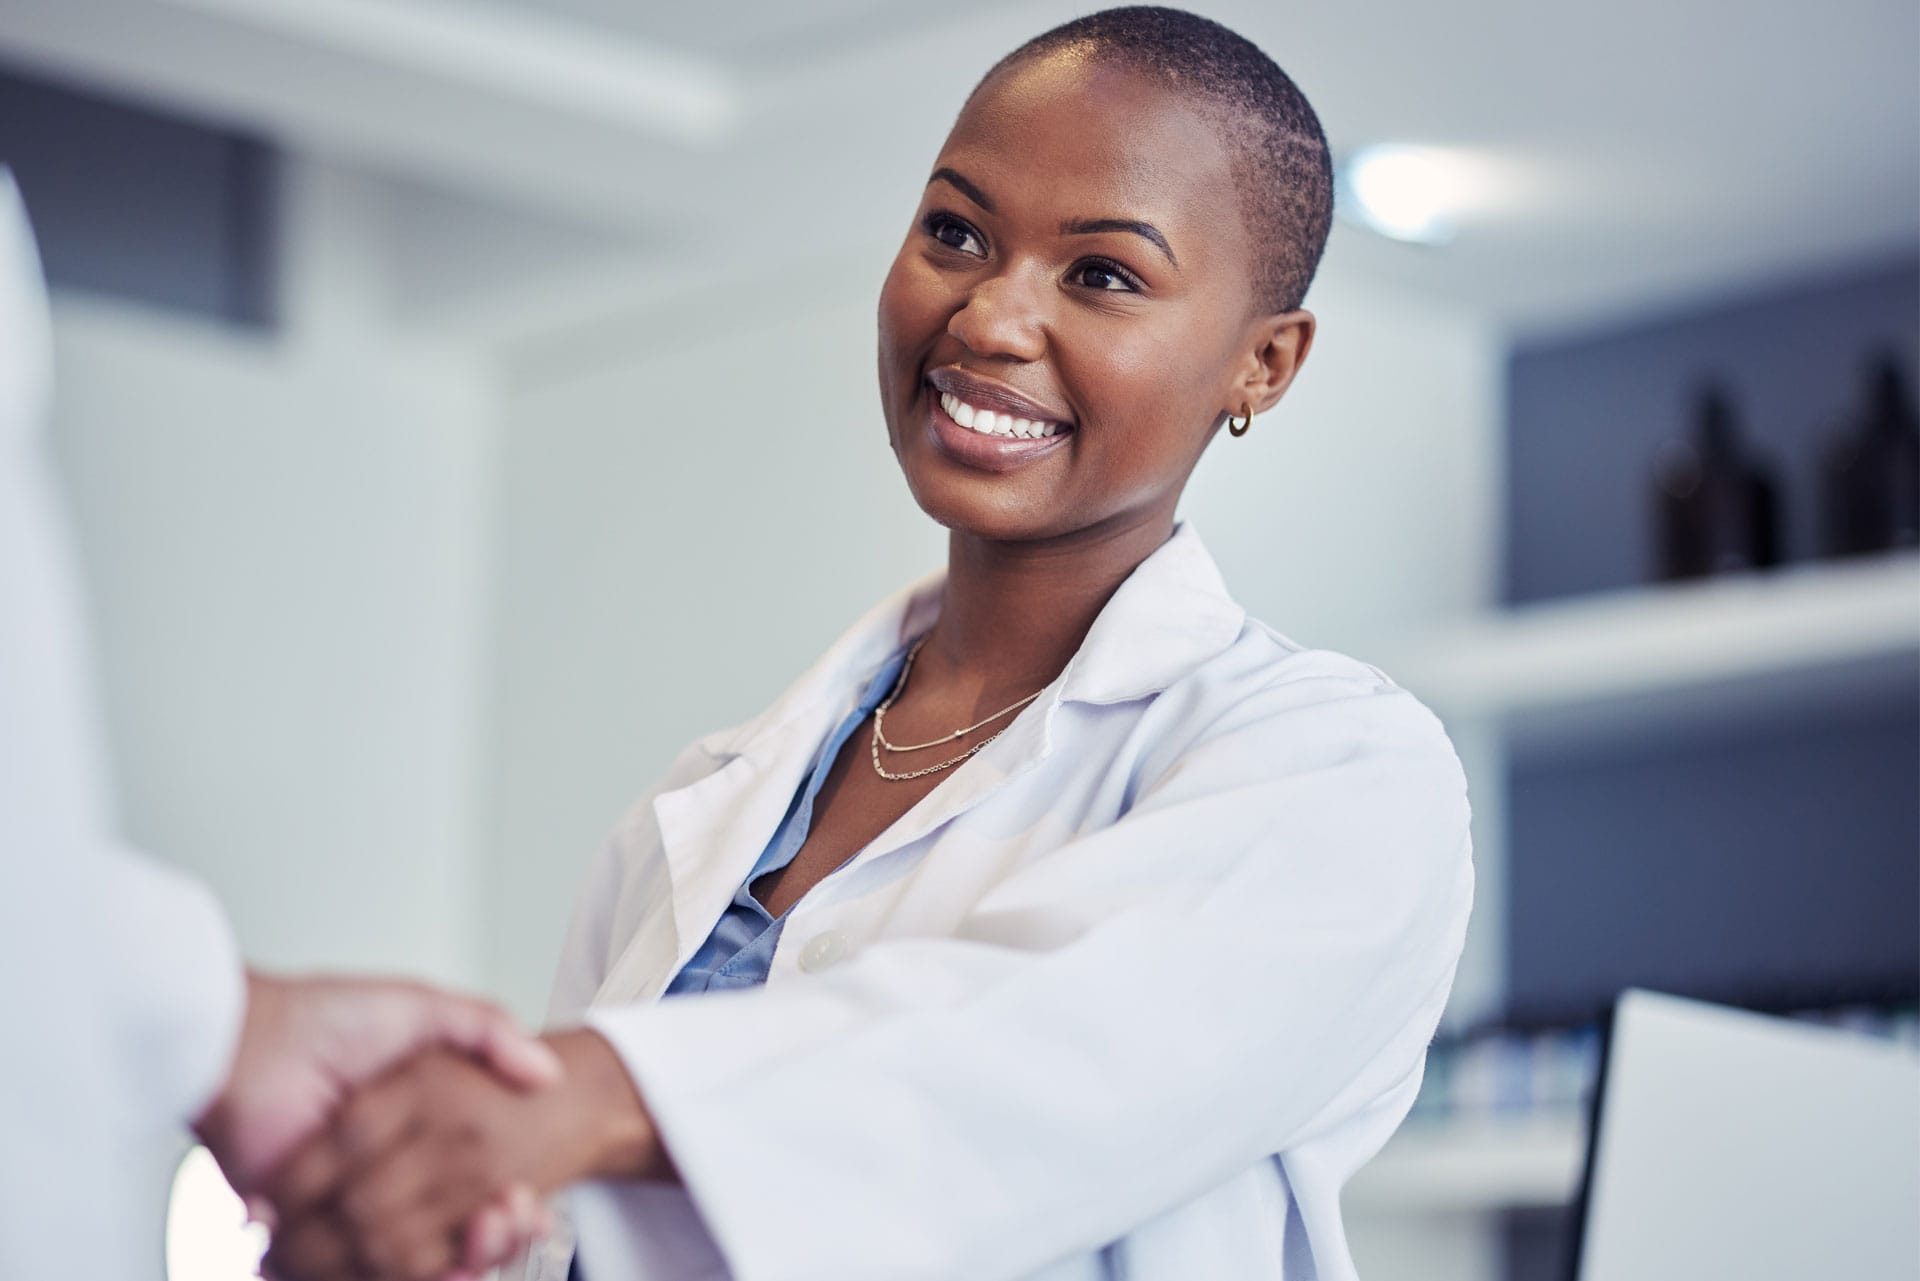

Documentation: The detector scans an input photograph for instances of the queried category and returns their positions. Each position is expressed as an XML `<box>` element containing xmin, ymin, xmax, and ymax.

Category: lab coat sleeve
<box><xmin>581</xmin><ymin>672</ymin><xmax>1474</xmax><ymax>1281</ymax></box>
<box><xmin>0</xmin><ymin>162</ymin><xmax>247</xmax><ymax>1134</ymax></box>
<box><xmin>71</xmin><ymin>835</ymin><xmax>248</xmax><ymax>1128</ymax></box>
<box><xmin>0</xmin><ymin>421</ymin><xmax>247</xmax><ymax>1131</ymax></box>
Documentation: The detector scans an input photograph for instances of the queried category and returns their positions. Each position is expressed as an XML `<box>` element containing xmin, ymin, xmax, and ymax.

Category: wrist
<box><xmin>544</xmin><ymin>1027</ymin><xmax>673</xmax><ymax>1183</ymax></box>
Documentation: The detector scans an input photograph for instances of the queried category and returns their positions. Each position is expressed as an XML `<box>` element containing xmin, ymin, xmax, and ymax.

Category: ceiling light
<box><xmin>1338</xmin><ymin>145</ymin><xmax>1497</xmax><ymax>246</ymax></box>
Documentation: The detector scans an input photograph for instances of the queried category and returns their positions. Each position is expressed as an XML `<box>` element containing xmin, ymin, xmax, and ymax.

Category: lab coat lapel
<box><xmin>599</xmin><ymin>567</ymin><xmax>946</xmax><ymax>1005</ymax></box>
<box><xmin>834</xmin><ymin>684</ymin><xmax>1058</xmax><ymax>876</ymax></box>
<box><xmin>640</xmin><ymin>716</ymin><xmax>822</xmax><ymax>996</ymax></box>
<box><xmin>827</xmin><ymin>519</ymin><xmax>1246</xmax><ymax>880</ymax></box>
<box><xmin>1055</xmin><ymin>518</ymin><xmax>1246</xmax><ymax>705</ymax></box>
<box><xmin>599</xmin><ymin>519</ymin><xmax>1243</xmax><ymax>1006</ymax></box>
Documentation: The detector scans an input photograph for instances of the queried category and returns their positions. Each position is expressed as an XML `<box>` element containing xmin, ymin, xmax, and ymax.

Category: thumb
<box><xmin>416</xmin><ymin>990</ymin><xmax>565</xmax><ymax>1091</ymax></box>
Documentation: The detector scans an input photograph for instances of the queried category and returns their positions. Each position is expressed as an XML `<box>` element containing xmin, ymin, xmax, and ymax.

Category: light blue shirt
<box><xmin>661</xmin><ymin>638</ymin><xmax>913</xmax><ymax>997</ymax></box>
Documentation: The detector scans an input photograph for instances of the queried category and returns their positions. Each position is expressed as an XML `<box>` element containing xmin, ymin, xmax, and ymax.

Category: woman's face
<box><xmin>877</xmin><ymin>55</ymin><xmax>1291</xmax><ymax>544</ymax></box>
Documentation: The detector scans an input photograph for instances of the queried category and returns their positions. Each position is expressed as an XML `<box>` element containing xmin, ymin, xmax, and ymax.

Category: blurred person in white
<box><xmin>0</xmin><ymin>168</ymin><xmax>565</xmax><ymax>1281</ymax></box>
<box><xmin>262</xmin><ymin>8</ymin><xmax>1475</xmax><ymax>1281</ymax></box>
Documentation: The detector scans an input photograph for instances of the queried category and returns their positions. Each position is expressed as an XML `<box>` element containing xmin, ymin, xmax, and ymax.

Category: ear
<box><xmin>1227</xmin><ymin>309</ymin><xmax>1316</xmax><ymax>417</ymax></box>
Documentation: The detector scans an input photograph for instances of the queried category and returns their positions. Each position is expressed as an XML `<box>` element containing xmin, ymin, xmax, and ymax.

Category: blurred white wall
<box><xmin>481</xmin><ymin>254</ymin><xmax>944</xmax><ymax>1019</ymax></box>
<box><xmin>479</xmin><ymin>239</ymin><xmax>1504</xmax><ymax>1022</ymax></box>
<box><xmin>49</xmin><ymin>158</ymin><xmax>499</xmax><ymax>986</ymax></box>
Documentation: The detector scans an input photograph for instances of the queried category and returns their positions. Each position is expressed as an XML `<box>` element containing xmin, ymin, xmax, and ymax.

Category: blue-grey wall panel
<box><xmin>1506</xmin><ymin>261</ymin><xmax>1919</xmax><ymax>604</ymax></box>
<box><xmin>0</xmin><ymin>63</ymin><xmax>277</xmax><ymax>326</ymax></box>
<box><xmin>1506</xmin><ymin>699</ymin><xmax>1920</xmax><ymax>1022</ymax></box>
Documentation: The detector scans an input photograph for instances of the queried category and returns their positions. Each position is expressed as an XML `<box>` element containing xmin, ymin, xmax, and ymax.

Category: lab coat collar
<box><xmin>696</xmin><ymin>517</ymin><xmax>1246</xmax><ymax>764</ymax></box>
<box><xmin>1055</xmin><ymin>517</ymin><xmax>1248</xmax><ymax>705</ymax></box>
<box><xmin>615</xmin><ymin>518</ymin><xmax>1248</xmax><ymax>1005</ymax></box>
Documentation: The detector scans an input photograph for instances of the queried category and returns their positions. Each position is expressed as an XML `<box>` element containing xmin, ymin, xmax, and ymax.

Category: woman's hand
<box><xmin>260</xmin><ymin>1028</ymin><xmax>668</xmax><ymax>1281</ymax></box>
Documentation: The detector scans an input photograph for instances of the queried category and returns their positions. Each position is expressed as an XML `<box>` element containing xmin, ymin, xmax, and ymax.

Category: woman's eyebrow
<box><xmin>927</xmin><ymin>168</ymin><xmax>1178</xmax><ymax>271</ymax></box>
<box><xmin>1060</xmin><ymin>218</ymin><xmax>1179</xmax><ymax>270</ymax></box>
<box><xmin>928</xmin><ymin>167</ymin><xmax>995</xmax><ymax>213</ymax></box>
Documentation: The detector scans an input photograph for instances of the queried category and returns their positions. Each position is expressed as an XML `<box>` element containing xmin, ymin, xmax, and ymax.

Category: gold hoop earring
<box><xmin>1227</xmin><ymin>403</ymin><xmax>1253</xmax><ymax>436</ymax></box>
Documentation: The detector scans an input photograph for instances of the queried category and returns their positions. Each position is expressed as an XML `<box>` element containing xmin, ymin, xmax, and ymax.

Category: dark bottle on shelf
<box><xmin>1817</xmin><ymin>353</ymin><xmax>1920</xmax><ymax>558</ymax></box>
<box><xmin>1651</xmin><ymin>383</ymin><xmax>1784</xmax><ymax>580</ymax></box>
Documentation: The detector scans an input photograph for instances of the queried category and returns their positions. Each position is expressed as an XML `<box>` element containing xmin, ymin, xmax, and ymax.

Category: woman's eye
<box><xmin>1072</xmin><ymin>260</ymin><xmax>1141</xmax><ymax>292</ymax></box>
<box><xmin>923</xmin><ymin>213</ymin><xmax>985</xmax><ymax>257</ymax></box>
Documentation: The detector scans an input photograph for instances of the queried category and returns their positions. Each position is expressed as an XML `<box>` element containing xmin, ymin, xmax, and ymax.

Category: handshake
<box><xmin>193</xmin><ymin>971</ymin><xmax>670</xmax><ymax>1281</ymax></box>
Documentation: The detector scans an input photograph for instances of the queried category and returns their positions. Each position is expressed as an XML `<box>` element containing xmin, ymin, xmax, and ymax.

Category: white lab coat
<box><xmin>525</xmin><ymin>518</ymin><xmax>1475</xmax><ymax>1281</ymax></box>
<box><xmin>0</xmin><ymin>170</ymin><xmax>246</xmax><ymax>1279</ymax></box>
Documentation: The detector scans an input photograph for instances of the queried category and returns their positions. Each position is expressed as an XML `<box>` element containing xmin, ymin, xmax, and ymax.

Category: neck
<box><xmin>912</xmin><ymin>512</ymin><xmax>1178</xmax><ymax>705</ymax></box>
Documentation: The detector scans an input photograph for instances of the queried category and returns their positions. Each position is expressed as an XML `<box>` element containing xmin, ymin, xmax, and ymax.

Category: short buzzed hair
<box><xmin>968</xmin><ymin>5</ymin><xmax>1334</xmax><ymax>314</ymax></box>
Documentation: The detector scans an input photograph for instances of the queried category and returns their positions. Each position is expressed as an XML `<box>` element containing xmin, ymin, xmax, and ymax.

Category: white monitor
<box><xmin>1575</xmin><ymin>988</ymin><xmax>1919</xmax><ymax>1280</ymax></box>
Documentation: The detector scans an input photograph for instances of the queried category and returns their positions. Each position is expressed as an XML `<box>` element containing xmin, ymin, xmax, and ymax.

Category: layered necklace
<box><xmin>869</xmin><ymin>634</ymin><xmax>1047</xmax><ymax>782</ymax></box>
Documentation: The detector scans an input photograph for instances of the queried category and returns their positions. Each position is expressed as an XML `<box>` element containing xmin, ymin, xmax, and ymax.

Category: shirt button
<box><xmin>798</xmin><ymin>930</ymin><xmax>851</xmax><ymax>973</ymax></box>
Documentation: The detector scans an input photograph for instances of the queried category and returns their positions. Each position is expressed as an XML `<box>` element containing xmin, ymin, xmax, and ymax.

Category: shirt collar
<box><xmin>701</xmin><ymin>518</ymin><xmax>1245</xmax><ymax>761</ymax></box>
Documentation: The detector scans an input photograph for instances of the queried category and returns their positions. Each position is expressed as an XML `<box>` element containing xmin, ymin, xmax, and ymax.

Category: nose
<box><xmin>946</xmin><ymin>266</ymin><xmax>1048</xmax><ymax>364</ymax></box>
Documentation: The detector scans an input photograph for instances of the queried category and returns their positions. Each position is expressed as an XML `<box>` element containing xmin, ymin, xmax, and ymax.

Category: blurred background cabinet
<box><xmin>1360</xmin><ymin>259</ymin><xmax>1920</xmax><ymax>1281</ymax></box>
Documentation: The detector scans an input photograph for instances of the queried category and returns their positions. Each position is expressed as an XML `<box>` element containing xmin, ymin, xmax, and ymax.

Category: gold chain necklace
<box><xmin>868</xmin><ymin>635</ymin><xmax>1047</xmax><ymax>782</ymax></box>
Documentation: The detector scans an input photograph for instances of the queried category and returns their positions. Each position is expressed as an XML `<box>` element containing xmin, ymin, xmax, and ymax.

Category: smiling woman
<box><xmin>878</xmin><ymin>40</ymin><xmax>1317</xmax><ymax>548</ymax></box>
<box><xmin>257</xmin><ymin>9</ymin><xmax>1474</xmax><ymax>1281</ymax></box>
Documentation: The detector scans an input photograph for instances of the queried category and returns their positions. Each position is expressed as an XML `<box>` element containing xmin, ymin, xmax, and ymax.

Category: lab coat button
<box><xmin>799</xmin><ymin>930</ymin><xmax>850</xmax><ymax>972</ymax></box>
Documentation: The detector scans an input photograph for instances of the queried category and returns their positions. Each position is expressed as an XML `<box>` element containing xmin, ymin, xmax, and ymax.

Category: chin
<box><xmin>898</xmin><ymin>470</ymin><xmax>1062</xmax><ymax>543</ymax></box>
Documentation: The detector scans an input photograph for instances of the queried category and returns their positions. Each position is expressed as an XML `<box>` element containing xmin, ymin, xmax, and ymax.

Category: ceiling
<box><xmin>508</xmin><ymin>0</ymin><xmax>1020</xmax><ymax>65</ymax></box>
<box><xmin>1</xmin><ymin>0</ymin><xmax>1914</xmax><ymax>343</ymax></box>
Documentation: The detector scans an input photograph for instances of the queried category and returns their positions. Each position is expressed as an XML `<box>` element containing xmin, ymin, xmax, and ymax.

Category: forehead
<box><xmin>937</xmin><ymin>54</ymin><xmax>1245</xmax><ymax>260</ymax></box>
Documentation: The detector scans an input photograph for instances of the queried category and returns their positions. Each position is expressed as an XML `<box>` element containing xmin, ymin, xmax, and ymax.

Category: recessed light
<box><xmin>1337</xmin><ymin>145</ymin><xmax>1499</xmax><ymax>245</ymax></box>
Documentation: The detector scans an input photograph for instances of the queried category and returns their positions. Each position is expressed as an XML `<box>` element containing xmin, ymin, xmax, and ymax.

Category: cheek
<box><xmin>1060</xmin><ymin>324</ymin><xmax>1220</xmax><ymax>474</ymax></box>
<box><xmin>1069</xmin><ymin>329</ymin><xmax>1193</xmax><ymax>434</ymax></box>
<box><xmin>878</xmin><ymin>255</ymin><xmax>952</xmax><ymax>363</ymax></box>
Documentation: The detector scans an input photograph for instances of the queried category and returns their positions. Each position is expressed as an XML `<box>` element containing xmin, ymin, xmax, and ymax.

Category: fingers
<box><xmin>459</xmin><ymin>1182</ymin><xmax>551</xmax><ymax>1275</ymax></box>
<box><xmin>261</xmin><ymin>1210</ymin><xmax>374</xmax><ymax>1281</ymax></box>
<box><xmin>417</xmin><ymin>992</ymin><xmax>564</xmax><ymax>1092</ymax></box>
<box><xmin>267</xmin><ymin>1151</ymin><xmax>507</xmax><ymax>1281</ymax></box>
<box><xmin>303</xmin><ymin>975</ymin><xmax>561</xmax><ymax>1101</ymax></box>
<box><xmin>268</xmin><ymin>1071</ymin><xmax>423</xmax><ymax>1223</ymax></box>
<box><xmin>266</xmin><ymin>1208</ymin><xmax>450</xmax><ymax>1281</ymax></box>
<box><xmin>262</xmin><ymin>1052</ymin><xmax>552</xmax><ymax>1281</ymax></box>
<box><xmin>265</xmin><ymin>1187</ymin><xmax>546</xmax><ymax>1281</ymax></box>
<box><xmin>266</xmin><ymin>1174</ymin><xmax>463</xmax><ymax>1281</ymax></box>
<box><xmin>245</xmin><ymin>1193</ymin><xmax>281</xmax><ymax>1233</ymax></box>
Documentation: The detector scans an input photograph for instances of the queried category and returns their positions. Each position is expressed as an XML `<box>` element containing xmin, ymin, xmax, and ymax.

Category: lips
<box><xmin>922</xmin><ymin>380</ymin><xmax>1073</xmax><ymax>473</ymax></box>
<box><xmin>935</xmin><ymin>388</ymin><xmax>1067</xmax><ymax>439</ymax></box>
<box><xmin>926</xmin><ymin>367</ymin><xmax>1074</xmax><ymax>432</ymax></box>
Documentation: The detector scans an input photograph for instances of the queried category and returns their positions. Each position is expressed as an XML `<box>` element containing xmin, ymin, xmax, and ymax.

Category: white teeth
<box><xmin>937</xmin><ymin>387</ymin><xmax>1066</xmax><ymax>440</ymax></box>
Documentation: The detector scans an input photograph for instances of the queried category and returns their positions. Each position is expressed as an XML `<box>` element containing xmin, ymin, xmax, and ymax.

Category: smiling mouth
<box><xmin>932</xmin><ymin>388</ymin><xmax>1071</xmax><ymax>440</ymax></box>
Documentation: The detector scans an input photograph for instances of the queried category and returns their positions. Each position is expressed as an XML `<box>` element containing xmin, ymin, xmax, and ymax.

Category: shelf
<box><xmin>1346</xmin><ymin>1110</ymin><xmax>1588</xmax><ymax>1214</ymax></box>
<box><xmin>1390</xmin><ymin>552</ymin><xmax>1920</xmax><ymax>752</ymax></box>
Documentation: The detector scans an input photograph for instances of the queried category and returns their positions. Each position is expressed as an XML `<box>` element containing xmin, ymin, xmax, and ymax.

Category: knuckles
<box><xmin>333</xmin><ymin>1102</ymin><xmax>391</xmax><ymax>1163</ymax></box>
<box><xmin>336</xmin><ymin>1179</ymin><xmax>391</xmax><ymax>1234</ymax></box>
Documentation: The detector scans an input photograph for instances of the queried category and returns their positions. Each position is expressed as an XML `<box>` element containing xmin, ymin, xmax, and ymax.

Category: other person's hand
<box><xmin>194</xmin><ymin>971</ymin><xmax>564</xmax><ymax>1194</ymax></box>
<box><xmin>192</xmin><ymin>970</ymin><xmax>563</xmax><ymax>1279</ymax></box>
<box><xmin>260</xmin><ymin>1028</ymin><xmax>665</xmax><ymax>1281</ymax></box>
